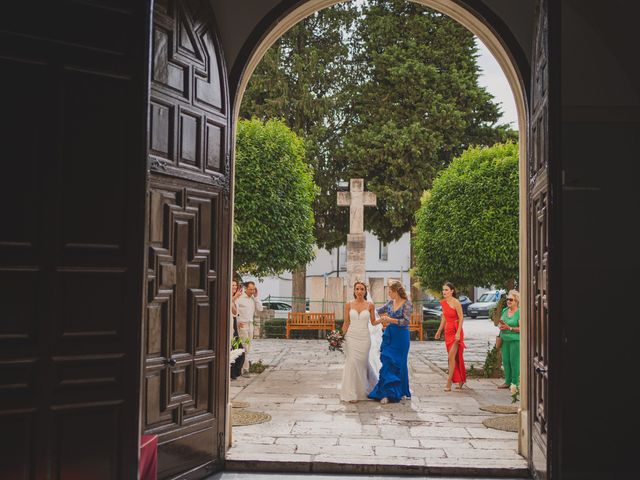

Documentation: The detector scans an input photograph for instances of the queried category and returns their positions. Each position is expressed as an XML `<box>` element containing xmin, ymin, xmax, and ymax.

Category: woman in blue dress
<box><xmin>368</xmin><ymin>281</ymin><xmax>412</xmax><ymax>404</ymax></box>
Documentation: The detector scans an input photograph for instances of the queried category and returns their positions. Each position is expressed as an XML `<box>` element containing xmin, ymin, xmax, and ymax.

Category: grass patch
<box><xmin>249</xmin><ymin>359</ymin><xmax>268</xmax><ymax>374</ymax></box>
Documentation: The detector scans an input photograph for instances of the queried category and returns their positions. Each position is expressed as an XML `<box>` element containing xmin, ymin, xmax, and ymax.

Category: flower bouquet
<box><xmin>327</xmin><ymin>329</ymin><xmax>344</xmax><ymax>353</ymax></box>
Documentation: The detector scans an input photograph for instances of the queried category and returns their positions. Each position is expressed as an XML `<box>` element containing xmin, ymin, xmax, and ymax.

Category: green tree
<box><xmin>414</xmin><ymin>142</ymin><xmax>519</xmax><ymax>290</ymax></box>
<box><xmin>234</xmin><ymin>119</ymin><xmax>317</xmax><ymax>278</ymax></box>
<box><xmin>346</xmin><ymin>0</ymin><xmax>516</xmax><ymax>243</ymax></box>
<box><xmin>240</xmin><ymin>4</ymin><xmax>358</xmax><ymax>250</ymax></box>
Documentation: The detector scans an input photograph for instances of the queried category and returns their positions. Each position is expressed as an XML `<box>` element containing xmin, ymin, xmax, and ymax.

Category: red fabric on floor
<box><xmin>139</xmin><ymin>434</ymin><xmax>157</xmax><ymax>480</ymax></box>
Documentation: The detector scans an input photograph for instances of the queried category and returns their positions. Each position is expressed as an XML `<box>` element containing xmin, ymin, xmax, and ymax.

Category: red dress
<box><xmin>440</xmin><ymin>300</ymin><xmax>466</xmax><ymax>384</ymax></box>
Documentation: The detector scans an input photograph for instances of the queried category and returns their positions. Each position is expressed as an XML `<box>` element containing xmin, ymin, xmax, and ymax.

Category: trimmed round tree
<box><xmin>414</xmin><ymin>142</ymin><xmax>519</xmax><ymax>291</ymax></box>
<box><xmin>234</xmin><ymin>118</ymin><xmax>317</xmax><ymax>278</ymax></box>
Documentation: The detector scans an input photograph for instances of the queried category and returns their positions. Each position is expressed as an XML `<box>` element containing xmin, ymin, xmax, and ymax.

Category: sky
<box><xmin>475</xmin><ymin>37</ymin><xmax>518</xmax><ymax>129</ymax></box>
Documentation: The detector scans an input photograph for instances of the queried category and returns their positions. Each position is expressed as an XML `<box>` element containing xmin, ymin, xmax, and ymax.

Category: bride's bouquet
<box><xmin>327</xmin><ymin>329</ymin><xmax>344</xmax><ymax>353</ymax></box>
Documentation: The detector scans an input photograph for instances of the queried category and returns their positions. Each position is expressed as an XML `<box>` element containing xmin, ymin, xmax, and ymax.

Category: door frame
<box><xmin>229</xmin><ymin>0</ymin><xmax>534</xmax><ymax>462</ymax></box>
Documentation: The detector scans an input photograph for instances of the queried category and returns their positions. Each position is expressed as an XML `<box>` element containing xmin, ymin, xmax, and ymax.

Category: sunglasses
<box><xmin>506</xmin><ymin>298</ymin><xmax>514</xmax><ymax>302</ymax></box>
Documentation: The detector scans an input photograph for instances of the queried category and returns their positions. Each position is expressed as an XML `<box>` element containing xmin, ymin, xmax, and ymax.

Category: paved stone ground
<box><xmin>211</xmin><ymin>473</ymin><xmax>526</xmax><ymax>480</ymax></box>
<box><xmin>417</xmin><ymin>316</ymin><xmax>501</xmax><ymax>370</ymax></box>
<box><xmin>227</xmin><ymin>318</ymin><xmax>527</xmax><ymax>476</ymax></box>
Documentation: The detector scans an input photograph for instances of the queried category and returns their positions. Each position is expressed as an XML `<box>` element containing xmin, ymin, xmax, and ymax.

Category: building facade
<box><xmin>245</xmin><ymin>231</ymin><xmax>411</xmax><ymax>301</ymax></box>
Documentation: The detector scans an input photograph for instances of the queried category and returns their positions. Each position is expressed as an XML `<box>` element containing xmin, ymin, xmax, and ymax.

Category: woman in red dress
<box><xmin>434</xmin><ymin>282</ymin><xmax>466</xmax><ymax>391</ymax></box>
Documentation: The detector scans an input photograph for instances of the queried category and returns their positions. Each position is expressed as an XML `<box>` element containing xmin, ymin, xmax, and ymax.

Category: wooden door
<box><xmin>528</xmin><ymin>0</ymin><xmax>552</xmax><ymax>478</ymax></box>
<box><xmin>0</xmin><ymin>2</ymin><xmax>149</xmax><ymax>479</ymax></box>
<box><xmin>143</xmin><ymin>0</ymin><xmax>231</xmax><ymax>478</ymax></box>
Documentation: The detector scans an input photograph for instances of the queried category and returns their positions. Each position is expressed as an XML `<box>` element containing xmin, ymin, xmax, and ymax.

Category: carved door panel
<box><xmin>144</xmin><ymin>0</ymin><xmax>230</xmax><ymax>478</ymax></box>
<box><xmin>529</xmin><ymin>1</ymin><xmax>551</xmax><ymax>478</ymax></box>
<box><xmin>1</xmin><ymin>3</ymin><xmax>149</xmax><ymax>479</ymax></box>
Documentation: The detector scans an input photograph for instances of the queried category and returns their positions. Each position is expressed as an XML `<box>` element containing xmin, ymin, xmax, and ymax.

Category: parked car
<box><xmin>467</xmin><ymin>290</ymin><xmax>505</xmax><ymax>318</ymax></box>
<box><xmin>261</xmin><ymin>300</ymin><xmax>293</xmax><ymax>319</ymax></box>
<box><xmin>262</xmin><ymin>299</ymin><xmax>310</xmax><ymax>319</ymax></box>
<box><xmin>422</xmin><ymin>294</ymin><xmax>472</xmax><ymax>317</ymax></box>
<box><xmin>458</xmin><ymin>295</ymin><xmax>472</xmax><ymax>315</ymax></box>
<box><xmin>422</xmin><ymin>298</ymin><xmax>441</xmax><ymax>310</ymax></box>
<box><xmin>422</xmin><ymin>304</ymin><xmax>442</xmax><ymax>320</ymax></box>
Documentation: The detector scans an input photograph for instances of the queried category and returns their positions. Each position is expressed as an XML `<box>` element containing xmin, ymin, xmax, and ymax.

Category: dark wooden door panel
<box><xmin>145</xmin><ymin>1</ymin><xmax>230</xmax><ymax>478</ymax></box>
<box><xmin>529</xmin><ymin>1</ymin><xmax>551</xmax><ymax>478</ymax></box>
<box><xmin>0</xmin><ymin>2</ymin><xmax>149</xmax><ymax>479</ymax></box>
<box><xmin>149</xmin><ymin>0</ymin><xmax>228</xmax><ymax>184</ymax></box>
<box><xmin>145</xmin><ymin>182</ymin><xmax>218</xmax><ymax>422</ymax></box>
<box><xmin>145</xmin><ymin>180</ymin><xmax>225</xmax><ymax>477</ymax></box>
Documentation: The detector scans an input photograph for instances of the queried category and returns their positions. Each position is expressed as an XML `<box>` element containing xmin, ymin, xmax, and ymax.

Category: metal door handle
<box><xmin>535</xmin><ymin>366</ymin><xmax>547</xmax><ymax>374</ymax></box>
<box><xmin>166</xmin><ymin>358</ymin><xmax>177</xmax><ymax>367</ymax></box>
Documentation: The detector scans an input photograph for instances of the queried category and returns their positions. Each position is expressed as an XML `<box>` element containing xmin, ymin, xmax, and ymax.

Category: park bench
<box><xmin>410</xmin><ymin>312</ymin><xmax>424</xmax><ymax>341</ymax></box>
<box><xmin>286</xmin><ymin>312</ymin><xmax>336</xmax><ymax>339</ymax></box>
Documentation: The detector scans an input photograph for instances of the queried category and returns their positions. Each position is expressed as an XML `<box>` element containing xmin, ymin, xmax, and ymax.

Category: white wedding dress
<box><xmin>339</xmin><ymin>308</ymin><xmax>379</xmax><ymax>401</ymax></box>
<box><xmin>368</xmin><ymin>306</ymin><xmax>383</xmax><ymax>375</ymax></box>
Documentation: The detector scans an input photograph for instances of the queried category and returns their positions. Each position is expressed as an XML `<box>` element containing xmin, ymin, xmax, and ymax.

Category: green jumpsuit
<box><xmin>500</xmin><ymin>307</ymin><xmax>520</xmax><ymax>386</ymax></box>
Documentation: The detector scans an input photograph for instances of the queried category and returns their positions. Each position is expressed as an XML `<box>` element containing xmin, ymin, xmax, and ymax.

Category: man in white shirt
<box><xmin>236</xmin><ymin>281</ymin><xmax>263</xmax><ymax>376</ymax></box>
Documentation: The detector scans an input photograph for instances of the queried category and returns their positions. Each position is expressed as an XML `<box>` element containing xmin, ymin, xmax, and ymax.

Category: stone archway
<box><xmin>230</xmin><ymin>0</ymin><xmax>532</xmax><ymax>466</ymax></box>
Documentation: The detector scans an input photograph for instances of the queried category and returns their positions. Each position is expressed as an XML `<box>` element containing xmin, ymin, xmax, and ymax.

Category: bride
<box><xmin>339</xmin><ymin>281</ymin><xmax>383</xmax><ymax>403</ymax></box>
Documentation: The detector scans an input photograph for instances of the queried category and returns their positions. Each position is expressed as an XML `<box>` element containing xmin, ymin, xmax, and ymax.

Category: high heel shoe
<box><xmin>444</xmin><ymin>381</ymin><xmax>452</xmax><ymax>392</ymax></box>
<box><xmin>456</xmin><ymin>382</ymin><xmax>465</xmax><ymax>390</ymax></box>
<box><xmin>380</xmin><ymin>397</ymin><xmax>389</xmax><ymax>404</ymax></box>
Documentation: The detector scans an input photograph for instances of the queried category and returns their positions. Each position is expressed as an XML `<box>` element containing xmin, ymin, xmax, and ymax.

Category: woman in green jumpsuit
<box><xmin>498</xmin><ymin>290</ymin><xmax>520</xmax><ymax>388</ymax></box>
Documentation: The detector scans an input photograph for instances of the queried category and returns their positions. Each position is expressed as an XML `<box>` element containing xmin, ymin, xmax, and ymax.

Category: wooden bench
<box><xmin>286</xmin><ymin>312</ymin><xmax>336</xmax><ymax>339</ymax></box>
<box><xmin>410</xmin><ymin>312</ymin><xmax>424</xmax><ymax>341</ymax></box>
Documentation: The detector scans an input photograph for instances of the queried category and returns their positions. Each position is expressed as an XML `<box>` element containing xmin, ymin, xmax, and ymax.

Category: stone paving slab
<box><xmin>227</xmin><ymin>331</ymin><xmax>527</xmax><ymax>477</ymax></box>
<box><xmin>212</xmin><ymin>474</ymin><xmax>527</xmax><ymax>480</ymax></box>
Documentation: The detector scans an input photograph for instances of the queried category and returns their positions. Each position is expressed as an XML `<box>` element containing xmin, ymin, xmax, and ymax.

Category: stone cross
<box><xmin>337</xmin><ymin>179</ymin><xmax>377</xmax><ymax>235</ymax></box>
<box><xmin>337</xmin><ymin>179</ymin><xmax>377</xmax><ymax>289</ymax></box>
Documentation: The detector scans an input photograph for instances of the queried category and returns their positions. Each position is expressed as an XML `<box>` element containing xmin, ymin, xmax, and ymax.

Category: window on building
<box><xmin>379</xmin><ymin>241</ymin><xmax>388</xmax><ymax>261</ymax></box>
<box><xmin>338</xmin><ymin>245</ymin><xmax>347</xmax><ymax>271</ymax></box>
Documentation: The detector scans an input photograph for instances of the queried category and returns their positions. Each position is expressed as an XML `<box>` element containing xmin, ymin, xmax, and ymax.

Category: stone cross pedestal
<box><xmin>326</xmin><ymin>276</ymin><xmax>345</xmax><ymax>321</ymax></box>
<box><xmin>308</xmin><ymin>276</ymin><xmax>325</xmax><ymax>312</ymax></box>
<box><xmin>337</xmin><ymin>179</ymin><xmax>377</xmax><ymax>290</ymax></box>
<box><xmin>369</xmin><ymin>277</ymin><xmax>385</xmax><ymax>306</ymax></box>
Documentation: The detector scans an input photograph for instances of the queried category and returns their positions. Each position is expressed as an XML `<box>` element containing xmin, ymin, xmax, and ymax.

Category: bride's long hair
<box><xmin>353</xmin><ymin>281</ymin><xmax>368</xmax><ymax>300</ymax></box>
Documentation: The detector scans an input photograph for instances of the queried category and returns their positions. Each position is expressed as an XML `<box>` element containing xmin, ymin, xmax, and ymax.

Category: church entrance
<box><xmin>228</xmin><ymin>0</ymin><xmax>550</xmax><ymax>478</ymax></box>
<box><xmin>0</xmin><ymin>1</ymin><xmax>555</xmax><ymax>479</ymax></box>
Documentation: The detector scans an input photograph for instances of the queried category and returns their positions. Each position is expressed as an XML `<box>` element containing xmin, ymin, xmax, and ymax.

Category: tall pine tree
<box><xmin>345</xmin><ymin>0</ymin><xmax>516</xmax><ymax>243</ymax></box>
<box><xmin>240</xmin><ymin>3</ymin><xmax>359</xmax><ymax>250</ymax></box>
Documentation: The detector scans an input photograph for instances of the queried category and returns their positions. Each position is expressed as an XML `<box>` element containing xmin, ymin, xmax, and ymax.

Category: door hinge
<box><xmin>150</xmin><ymin>158</ymin><xmax>168</xmax><ymax>171</ymax></box>
<box><xmin>217</xmin><ymin>431</ymin><xmax>225</xmax><ymax>459</ymax></box>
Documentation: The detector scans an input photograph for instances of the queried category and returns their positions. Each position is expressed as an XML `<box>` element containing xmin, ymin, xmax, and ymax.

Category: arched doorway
<box><xmin>228</xmin><ymin>0</ymin><xmax>548</xmax><ymax>477</ymax></box>
<box><xmin>0</xmin><ymin>1</ymin><xmax>555</xmax><ymax>479</ymax></box>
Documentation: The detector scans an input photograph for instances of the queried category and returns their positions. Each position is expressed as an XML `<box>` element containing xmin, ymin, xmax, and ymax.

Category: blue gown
<box><xmin>367</xmin><ymin>300</ymin><xmax>412</xmax><ymax>402</ymax></box>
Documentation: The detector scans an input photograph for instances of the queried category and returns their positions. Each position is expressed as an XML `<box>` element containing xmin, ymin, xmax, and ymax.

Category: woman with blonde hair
<box><xmin>497</xmin><ymin>289</ymin><xmax>521</xmax><ymax>389</ymax></box>
<box><xmin>367</xmin><ymin>281</ymin><xmax>412</xmax><ymax>404</ymax></box>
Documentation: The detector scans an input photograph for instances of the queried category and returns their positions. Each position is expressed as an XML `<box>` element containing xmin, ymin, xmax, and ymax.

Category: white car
<box><xmin>467</xmin><ymin>290</ymin><xmax>505</xmax><ymax>318</ymax></box>
<box><xmin>262</xmin><ymin>300</ymin><xmax>293</xmax><ymax>319</ymax></box>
